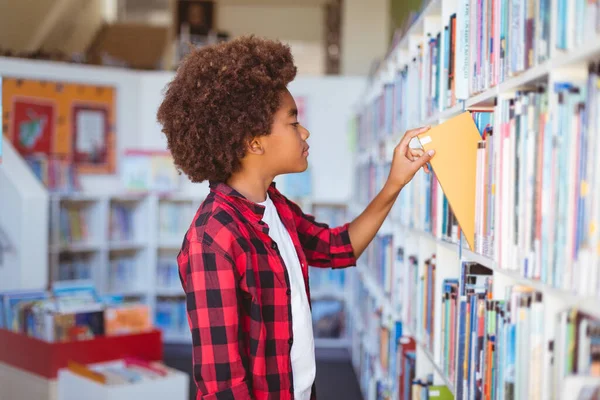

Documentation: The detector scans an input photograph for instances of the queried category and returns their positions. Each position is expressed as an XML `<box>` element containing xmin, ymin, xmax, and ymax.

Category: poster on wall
<box><xmin>121</xmin><ymin>150</ymin><xmax>181</xmax><ymax>193</ymax></box>
<box><xmin>2</xmin><ymin>78</ymin><xmax>116</xmax><ymax>174</ymax></box>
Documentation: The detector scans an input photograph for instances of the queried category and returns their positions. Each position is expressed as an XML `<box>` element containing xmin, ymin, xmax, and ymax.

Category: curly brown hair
<box><xmin>157</xmin><ymin>35</ymin><xmax>298</xmax><ymax>183</ymax></box>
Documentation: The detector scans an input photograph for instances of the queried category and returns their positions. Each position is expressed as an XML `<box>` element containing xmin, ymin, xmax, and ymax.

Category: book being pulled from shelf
<box><xmin>0</xmin><ymin>281</ymin><xmax>151</xmax><ymax>341</ymax></box>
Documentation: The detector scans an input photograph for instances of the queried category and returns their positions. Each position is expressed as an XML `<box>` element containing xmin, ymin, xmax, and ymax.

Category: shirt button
<box><xmin>288</xmin><ymin>338</ymin><xmax>293</xmax><ymax>345</ymax></box>
<box><xmin>289</xmin><ymin>388</ymin><xmax>294</xmax><ymax>394</ymax></box>
<box><xmin>271</xmin><ymin>242</ymin><xmax>278</xmax><ymax>250</ymax></box>
<box><xmin>286</xmin><ymin>289</ymin><xmax>291</xmax><ymax>296</ymax></box>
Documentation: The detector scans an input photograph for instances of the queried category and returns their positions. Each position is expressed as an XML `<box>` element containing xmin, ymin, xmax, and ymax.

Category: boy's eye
<box><xmin>291</xmin><ymin>122</ymin><xmax>300</xmax><ymax>128</ymax></box>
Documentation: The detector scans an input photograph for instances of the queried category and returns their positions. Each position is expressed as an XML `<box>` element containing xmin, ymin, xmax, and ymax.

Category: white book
<box><xmin>456</xmin><ymin>0</ymin><xmax>470</xmax><ymax>99</ymax></box>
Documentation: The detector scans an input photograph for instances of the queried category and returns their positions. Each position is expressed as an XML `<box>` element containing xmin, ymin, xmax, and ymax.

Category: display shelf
<box><xmin>162</xmin><ymin>331</ymin><xmax>192</xmax><ymax>344</ymax></box>
<box><xmin>157</xmin><ymin>239</ymin><xmax>183</xmax><ymax>251</ymax></box>
<box><xmin>108</xmin><ymin>240</ymin><xmax>147</xmax><ymax>251</ymax></box>
<box><xmin>50</xmin><ymin>242</ymin><xmax>103</xmax><ymax>253</ymax></box>
<box><xmin>156</xmin><ymin>287</ymin><xmax>185</xmax><ymax>297</ymax></box>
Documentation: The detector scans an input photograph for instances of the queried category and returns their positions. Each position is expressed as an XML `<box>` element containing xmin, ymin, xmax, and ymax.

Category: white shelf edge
<box><xmin>461</xmin><ymin>249</ymin><xmax>600</xmax><ymax>318</ymax></box>
<box><xmin>156</xmin><ymin>287</ymin><xmax>185</xmax><ymax>297</ymax></box>
<box><xmin>402</xmin><ymin>326</ymin><xmax>455</xmax><ymax>394</ymax></box>
<box><xmin>162</xmin><ymin>330</ymin><xmax>192</xmax><ymax>344</ymax></box>
<box><xmin>314</xmin><ymin>337</ymin><xmax>351</xmax><ymax>349</ymax></box>
<box><xmin>358</xmin><ymin>269</ymin><xmax>401</xmax><ymax>321</ymax></box>
<box><xmin>420</xmin><ymin>340</ymin><xmax>456</xmax><ymax>395</ymax></box>
<box><xmin>50</xmin><ymin>242</ymin><xmax>103</xmax><ymax>253</ymax></box>
<box><xmin>108</xmin><ymin>240</ymin><xmax>147</xmax><ymax>251</ymax></box>
<box><xmin>106</xmin><ymin>289</ymin><xmax>148</xmax><ymax>297</ymax></box>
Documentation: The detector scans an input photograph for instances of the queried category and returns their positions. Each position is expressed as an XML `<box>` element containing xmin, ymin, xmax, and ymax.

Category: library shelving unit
<box><xmin>350</xmin><ymin>0</ymin><xmax>600</xmax><ymax>399</ymax></box>
<box><xmin>46</xmin><ymin>191</ymin><xmax>204</xmax><ymax>344</ymax></box>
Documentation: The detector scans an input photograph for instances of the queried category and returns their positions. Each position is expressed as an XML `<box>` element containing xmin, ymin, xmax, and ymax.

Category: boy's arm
<box><xmin>180</xmin><ymin>239</ymin><xmax>252</xmax><ymax>400</ymax></box>
<box><xmin>348</xmin><ymin>126</ymin><xmax>434</xmax><ymax>258</ymax></box>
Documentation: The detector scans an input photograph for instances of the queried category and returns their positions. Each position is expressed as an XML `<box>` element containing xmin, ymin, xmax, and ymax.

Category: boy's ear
<box><xmin>247</xmin><ymin>137</ymin><xmax>264</xmax><ymax>155</ymax></box>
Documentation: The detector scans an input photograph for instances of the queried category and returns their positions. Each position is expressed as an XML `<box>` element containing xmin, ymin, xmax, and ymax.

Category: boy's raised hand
<box><xmin>386</xmin><ymin>126</ymin><xmax>435</xmax><ymax>192</ymax></box>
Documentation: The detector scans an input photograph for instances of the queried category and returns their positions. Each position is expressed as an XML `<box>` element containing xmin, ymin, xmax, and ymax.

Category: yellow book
<box><xmin>417</xmin><ymin>112</ymin><xmax>481</xmax><ymax>250</ymax></box>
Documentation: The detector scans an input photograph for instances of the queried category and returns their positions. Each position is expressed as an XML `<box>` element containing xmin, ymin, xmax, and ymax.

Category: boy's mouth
<box><xmin>302</xmin><ymin>145</ymin><xmax>310</xmax><ymax>157</ymax></box>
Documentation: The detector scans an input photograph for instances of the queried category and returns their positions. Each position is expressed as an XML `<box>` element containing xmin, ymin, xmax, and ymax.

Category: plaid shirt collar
<box><xmin>209</xmin><ymin>180</ymin><xmax>283</xmax><ymax>222</ymax></box>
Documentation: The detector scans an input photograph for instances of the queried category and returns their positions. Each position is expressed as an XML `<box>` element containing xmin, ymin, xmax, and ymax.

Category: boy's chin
<box><xmin>286</xmin><ymin>161</ymin><xmax>309</xmax><ymax>174</ymax></box>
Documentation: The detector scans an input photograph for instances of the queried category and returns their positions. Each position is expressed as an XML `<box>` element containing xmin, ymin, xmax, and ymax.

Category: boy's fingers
<box><xmin>397</xmin><ymin>126</ymin><xmax>431</xmax><ymax>152</ymax></box>
<box><xmin>414</xmin><ymin>149</ymin><xmax>435</xmax><ymax>170</ymax></box>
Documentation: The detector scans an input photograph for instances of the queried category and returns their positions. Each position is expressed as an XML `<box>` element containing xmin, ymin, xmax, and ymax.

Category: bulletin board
<box><xmin>2</xmin><ymin>78</ymin><xmax>116</xmax><ymax>174</ymax></box>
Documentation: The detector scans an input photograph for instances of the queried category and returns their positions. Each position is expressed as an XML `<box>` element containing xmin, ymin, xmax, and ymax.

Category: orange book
<box><xmin>67</xmin><ymin>361</ymin><xmax>107</xmax><ymax>384</ymax></box>
<box><xmin>418</xmin><ymin>112</ymin><xmax>481</xmax><ymax>250</ymax></box>
<box><xmin>104</xmin><ymin>305</ymin><xmax>151</xmax><ymax>336</ymax></box>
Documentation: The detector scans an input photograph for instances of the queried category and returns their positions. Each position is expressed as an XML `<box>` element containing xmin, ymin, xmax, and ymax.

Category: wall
<box><xmin>341</xmin><ymin>0</ymin><xmax>391</xmax><ymax>75</ymax></box>
<box><xmin>0</xmin><ymin>57</ymin><xmax>140</xmax><ymax>194</ymax></box>
<box><xmin>0</xmin><ymin>57</ymin><xmax>365</xmax><ymax>202</ymax></box>
<box><xmin>216</xmin><ymin>5</ymin><xmax>325</xmax><ymax>75</ymax></box>
<box><xmin>287</xmin><ymin>77</ymin><xmax>364</xmax><ymax>202</ymax></box>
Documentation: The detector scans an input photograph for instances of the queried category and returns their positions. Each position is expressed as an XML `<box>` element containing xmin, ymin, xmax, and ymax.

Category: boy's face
<box><xmin>260</xmin><ymin>89</ymin><xmax>310</xmax><ymax>175</ymax></box>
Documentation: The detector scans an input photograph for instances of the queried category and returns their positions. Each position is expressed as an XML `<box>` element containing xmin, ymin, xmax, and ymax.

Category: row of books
<box><xmin>355</xmin><ymin>159</ymin><xmax>389</xmax><ymax>206</ymax></box>
<box><xmin>351</xmin><ymin>272</ymin><xmax>455</xmax><ymax>400</ymax></box>
<box><xmin>109</xmin><ymin>204</ymin><xmax>135</xmax><ymax>241</ymax></box>
<box><xmin>25</xmin><ymin>154</ymin><xmax>81</xmax><ymax>193</ymax></box>
<box><xmin>461</xmin><ymin>0</ymin><xmax>551</xmax><ymax>95</ymax></box>
<box><xmin>365</xmin><ymin>234</ymin><xmax>394</xmax><ymax>297</ymax></box>
<box><xmin>357</xmin><ymin>2</ymin><xmax>464</xmax><ymax>150</ymax></box>
<box><xmin>109</xmin><ymin>257</ymin><xmax>138</xmax><ymax>293</ymax></box>
<box><xmin>357</xmin><ymin>0</ymin><xmax>600</xmax><ymax>154</ymax></box>
<box><xmin>158</xmin><ymin>202</ymin><xmax>196</xmax><ymax>241</ymax></box>
<box><xmin>156</xmin><ymin>257</ymin><xmax>181</xmax><ymax>290</ymax></box>
<box><xmin>58</xmin><ymin>206</ymin><xmax>90</xmax><ymax>244</ymax></box>
<box><xmin>155</xmin><ymin>299</ymin><xmax>187</xmax><ymax>336</ymax></box>
<box><xmin>57</xmin><ymin>254</ymin><xmax>93</xmax><ymax>281</ymax></box>
<box><xmin>470</xmin><ymin>65</ymin><xmax>600</xmax><ymax>294</ymax></box>
<box><xmin>0</xmin><ymin>282</ymin><xmax>151</xmax><ymax>341</ymax></box>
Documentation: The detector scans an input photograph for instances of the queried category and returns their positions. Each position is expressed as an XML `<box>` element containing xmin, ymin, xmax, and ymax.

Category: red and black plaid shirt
<box><xmin>178</xmin><ymin>181</ymin><xmax>356</xmax><ymax>400</ymax></box>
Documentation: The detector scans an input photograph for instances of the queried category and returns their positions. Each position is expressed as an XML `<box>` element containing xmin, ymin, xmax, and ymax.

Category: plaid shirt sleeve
<box><xmin>285</xmin><ymin>199</ymin><xmax>357</xmax><ymax>269</ymax></box>
<box><xmin>180</xmin><ymin>239</ymin><xmax>253</xmax><ymax>400</ymax></box>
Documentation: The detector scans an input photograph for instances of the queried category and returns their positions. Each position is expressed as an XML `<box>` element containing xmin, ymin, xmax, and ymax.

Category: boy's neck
<box><xmin>226</xmin><ymin>171</ymin><xmax>274</xmax><ymax>204</ymax></box>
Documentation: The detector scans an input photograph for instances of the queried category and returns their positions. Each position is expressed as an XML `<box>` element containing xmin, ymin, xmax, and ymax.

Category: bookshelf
<box><xmin>351</xmin><ymin>0</ymin><xmax>600</xmax><ymax>398</ymax></box>
<box><xmin>44</xmin><ymin>192</ymin><xmax>203</xmax><ymax>344</ymax></box>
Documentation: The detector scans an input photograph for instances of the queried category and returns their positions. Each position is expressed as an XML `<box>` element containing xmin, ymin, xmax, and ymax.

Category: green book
<box><xmin>428</xmin><ymin>385</ymin><xmax>454</xmax><ymax>399</ymax></box>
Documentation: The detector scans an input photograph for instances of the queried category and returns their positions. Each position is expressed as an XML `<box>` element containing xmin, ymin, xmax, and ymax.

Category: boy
<box><xmin>157</xmin><ymin>36</ymin><xmax>433</xmax><ymax>400</ymax></box>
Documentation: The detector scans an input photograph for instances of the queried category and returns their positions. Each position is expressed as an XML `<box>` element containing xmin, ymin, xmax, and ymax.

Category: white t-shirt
<box><xmin>259</xmin><ymin>195</ymin><xmax>316</xmax><ymax>400</ymax></box>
